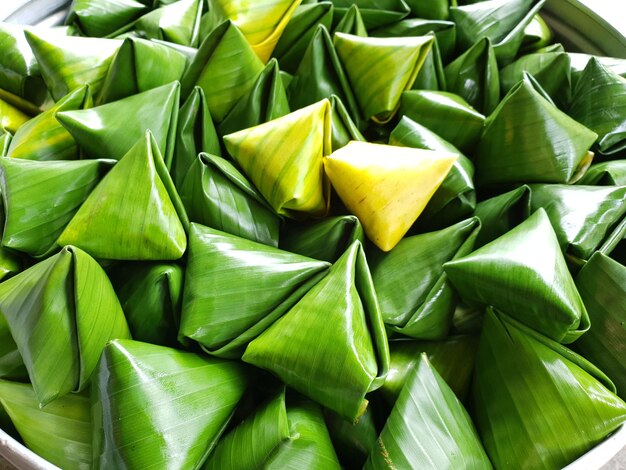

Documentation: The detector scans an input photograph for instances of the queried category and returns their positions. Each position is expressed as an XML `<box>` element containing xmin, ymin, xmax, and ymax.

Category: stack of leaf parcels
<box><xmin>1</xmin><ymin>0</ymin><xmax>626</xmax><ymax>469</ymax></box>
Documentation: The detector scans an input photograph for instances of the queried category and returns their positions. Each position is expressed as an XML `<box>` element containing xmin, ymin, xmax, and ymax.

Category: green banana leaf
<box><xmin>578</xmin><ymin>160</ymin><xmax>626</xmax><ymax>185</ymax></box>
<box><xmin>58</xmin><ymin>131</ymin><xmax>188</xmax><ymax>261</ymax></box>
<box><xmin>411</xmin><ymin>35</ymin><xmax>446</xmax><ymax>92</ymax></box>
<box><xmin>450</xmin><ymin>0</ymin><xmax>545</xmax><ymax>64</ymax></box>
<box><xmin>331</xmin><ymin>0</ymin><xmax>410</xmax><ymax>30</ymax></box>
<box><xmin>381</xmin><ymin>335</ymin><xmax>479</xmax><ymax>404</ymax></box>
<box><xmin>500</xmin><ymin>50</ymin><xmax>571</xmax><ymax>109</ymax></box>
<box><xmin>205</xmin><ymin>389</ymin><xmax>341</xmax><ymax>469</ymax></box>
<box><xmin>224</xmin><ymin>99</ymin><xmax>331</xmax><ymax>218</ymax></box>
<box><xmin>180</xmin><ymin>224</ymin><xmax>328</xmax><ymax>357</ymax></box>
<box><xmin>171</xmin><ymin>86</ymin><xmax>221</xmax><ymax>189</ymax></box>
<box><xmin>0</xmin><ymin>24</ymin><xmax>48</xmax><ymax>106</ymax></box>
<box><xmin>181</xmin><ymin>20</ymin><xmax>265</xmax><ymax>122</ymax></box>
<box><xmin>528</xmin><ymin>184</ymin><xmax>626</xmax><ymax>262</ymax></box>
<box><xmin>475</xmin><ymin>74</ymin><xmax>597</xmax><ymax>187</ymax></box>
<box><xmin>520</xmin><ymin>14</ymin><xmax>552</xmax><ymax>53</ymax></box>
<box><xmin>473</xmin><ymin>185</ymin><xmax>531</xmax><ymax>247</ymax></box>
<box><xmin>180</xmin><ymin>154</ymin><xmax>281</xmax><ymax>247</ymax></box>
<box><xmin>444</xmin><ymin>208</ymin><xmax>589</xmax><ymax>343</ymax></box>
<box><xmin>451</xmin><ymin>303</ymin><xmax>485</xmax><ymax>336</ymax></box>
<box><xmin>0</xmin><ymin>311</ymin><xmax>26</xmax><ymax>380</ymax></box>
<box><xmin>404</xmin><ymin>0</ymin><xmax>451</xmax><ymax>20</ymax></box>
<box><xmin>243</xmin><ymin>240</ymin><xmax>389</xmax><ymax>420</ymax></box>
<box><xmin>372</xmin><ymin>19</ymin><xmax>456</xmax><ymax>63</ymax></box>
<box><xmin>271</xmin><ymin>2</ymin><xmax>333</xmax><ymax>74</ymax></box>
<box><xmin>7</xmin><ymin>85</ymin><xmax>91</xmax><ymax>161</ymax></box>
<box><xmin>218</xmin><ymin>58</ymin><xmax>290</xmax><ymax>137</ymax></box>
<box><xmin>333</xmin><ymin>4</ymin><xmax>367</xmax><ymax>36</ymax></box>
<box><xmin>98</xmin><ymin>37</ymin><xmax>188</xmax><ymax>104</ymax></box>
<box><xmin>569</xmin><ymin>53</ymin><xmax>626</xmax><ymax>88</ymax></box>
<box><xmin>472</xmin><ymin>309</ymin><xmax>626</xmax><ymax>469</ymax></box>
<box><xmin>324</xmin><ymin>141</ymin><xmax>457</xmax><ymax>251</ymax></box>
<box><xmin>0</xmin><ymin>158</ymin><xmax>112</xmax><ymax>258</ymax></box>
<box><xmin>368</xmin><ymin>217</ymin><xmax>479</xmax><ymax>339</ymax></box>
<box><xmin>365</xmin><ymin>354</ymin><xmax>492</xmax><ymax>469</ymax></box>
<box><xmin>24</xmin><ymin>31</ymin><xmax>121</xmax><ymax>101</ymax></box>
<box><xmin>0</xmin><ymin>129</ymin><xmax>11</xmax><ymax>156</ymax></box>
<box><xmin>328</xmin><ymin>94</ymin><xmax>365</xmax><ymax>150</ymax></box>
<box><xmin>389</xmin><ymin>116</ymin><xmax>476</xmax><ymax>230</ymax></box>
<box><xmin>574</xmin><ymin>252</ymin><xmax>626</xmax><ymax>398</ymax></box>
<box><xmin>0</xmin><ymin>97</ymin><xmax>30</xmax><ymax>133</ymax></box>
<box><xmin>134</xmin><ymin>0</ymin><xmax>203</xmax><ymax>47</ymax></box>
<box><xmin>0</xmin><ymin>380</ymin><xmax>92</xmax><ymax>469</ymax></box>
<box><xmin>57</xmin><ymin>81</ymin><xmax>179</xmax><ymax>163</ymax></box>
<box><xmin>333</xmin><ymin>32</ymin><xmax>433</xmax><ymax>122</ymax></box>
<box><xmin>445</xmin><ymin>37</ymin><xmax>500</xmax><ymax>115</ymax></box>
<box><xmin>0</xmin><ymin>245</ymin><xmax>130</xmax><ymax>406</ymax></box>
<box><xmin>109</xmin><ymin>262</ymin><xmax>183</xmax><ymax>347</ymax></box>
<box><xmin>324</xmin><ymin>405</ymin><xmax>379</xmax><ymax>469</ymax></box>
<box><xmin>399</xmin><ymin>90</ymin><xmax>485</xmax><ymax>153</ymax></box>
<box><xmin>288</xmin><ymin>25</ymin><xmax>360</xmax><ymax>126</ymax></box>
<box><xmin>92</xmin><ymin>339</ymin><xmax>248</xmax><ymax>469</ymax></box>
<box><xmin>280</xmin><ymin>215</ymin><xmax>364</xmax><ymax>263</ymax></box>
<box><xmin>66</xmin><ymin>0</ymin><xmax>147</xmax><ymax>37</ymax></box>
<box><xmin>569</xmin><ymin>57</ymin><xmax>626</xmax><ymax>156</ymax></box>
<box><xmin>204</xmin><ymin>0</ymin><xmax>302</xmax><ymax>63</ymax></box>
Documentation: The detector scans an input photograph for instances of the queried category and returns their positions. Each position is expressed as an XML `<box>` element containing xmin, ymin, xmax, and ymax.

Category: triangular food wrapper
<box><xmin>0</xmin><ymin>380</ymin><xmax>92</xmax><ymax>470</ymax></box>
<box><xmin>333</xmin><ymin>32</ymin><xmax>433</xmax><ymax>122</ymax></box>
<box><xmin>67</xmin><ymin>0</ymin><xmax>147</xmax><ymax>37</ymax></box>
<box><xmin>243</xmin><ymin>240</ymin><xmax>389</xmax><ymax>421</ymax></box>
<box><xmin>0</xmin><ymin>98</ymin><xmax>29</xmax><ymax>134</ymax></box>
<box><xmin>58</xmin><ymin>131</ymin><xmax>187</xmax><ymax>261</ymax></box>
<box><xmin>332</xmin><ymin>0</ymin><xmax>410</xmax><ymax>31</ymax></box>
<box><xmin>0</xmin><ymin>245</ymin><xmax>130</xmax><ymax>406</ymax></box>
<box><xmin>324</xmin><ymin>141</ymin><xmax>457</xmax><ymax>252</ymax></box>
<box><xmin>475</xmin><ymin>74</ymin><xmax>597</xmax><ymax>186</ymax></box>
<box><xmin>98</xmin><ymin>37</ymin><xmax>188</xmax><ymax>104</ymax></box>
<box><xmin>578</xmin><ymin>160</ymin><xmax>626</xmax><ymax>186</ymax></box>
<box><xmin>334</xmin><ymin>4</ymin><xmax>368</xmax><ymax>37</ymax></box>
<box><xmin>57</xmin><ymin>81</ymin><xmax>179</xmax><ymax>163</ymax></box>
<box><xmin>364</xmin><ymin>354</ymin><xmax>492</xmax><ymax>470</ymax></box>
<box><xmin>7</xmin><ymin>85</ymin><xmax>92</xmax><ymax>161</ymax></box>
<box><xmin>0</xmin><ymin>158</ymin><xmax>112</xmax><ymax>258</ymax></box>
<box><xmin>473</xmin><ymin>310</ymin><xmax>626</xmax><ymax>469</ymax></box>
<box><xmin>575</xmin><ymin>253</ymin><xmax>626</xmax><ymax>398</ymax></box>
<box><xmin>368</xmin><ymin>217</ymin><xmax>480</xmax><ymax>339</ymax></box>
<box><xmin>206</xmin><ymin>0</ymin><xmax>302</xmax><ymax>62</ymax></box>
<box><xmin>181</xmin><ymin>20</ymin><xmax>265</xmax><ymax>122</ymax></box>
<box><xmin>134</xmin><ymin>0</ymin><xmax>203</xmax><ymax>47</ymax></box>
<box><xmin>224</xmin><ymin>99</ymin><xmax>331</xmax><ymax>218</ymax></box>
<box><xmin>180</xmin><ymin>224</ymin><xmax>329</xmax><ymax>357</ymax></box>
<box><xmin>444</xmin><ymin>209</ymin><xmax>589</xmax><ymax>343</ymax></box>
<box><xmin>25</xmin><ymin>31</ymin><xmax>121</xmax><ymax>101</ymax></box>
<box><xmin>92</xmin><ymin>340</ymin><xmax>248</xmax><ymax>469</ymax></box>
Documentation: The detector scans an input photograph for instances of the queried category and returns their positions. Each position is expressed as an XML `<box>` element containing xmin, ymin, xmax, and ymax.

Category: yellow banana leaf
<box><xmin>324</xmin><ymin>141</ymin><xmax>457</xmax><ymax>251</ymax></box>
<box><xmin>180</xmin><ymin>224</ymin><xmax>329</xmax><ymax>357</ymax></box>
<box><xmin>57</xmin><ymin>81</ymin><xmax>179</xmax><ymax>163</ymax></box>
<box><xmin>224</xmin><ymin>99</ymin><xmax>331</xmax><ymax>218</ymax></box>
<box><xmin>92</xmin><ymin>339</ymin><xmax>248</xmax><ymax>469</ymax></box>
<box><xmin>24</xmin><ymin>31</ymin><xmax>121</xmax><ymax>101</ymax></box>
<box><xmin>181</xmin><ymin>20</ymin><xmax>265</xmax><ymax>122</ymax></box>
<box><xmin>0</xmin><ymin>129</ymin><xmax>11</xmax><ymax>156</ymax></box>
<box><xmin>205</xmin><ymin>0</ymin><xmax>303</xmax><ymax>62</ymax></box>
<box><xmin>7</xmin><ymin>85</ymin><xmax>91</xmax><ymax>161</ymax></box>
<box><xmin>58</xmin><ymin>131</ymin><xmax>188</xmax><ymax>261</ymax></box>
<box><xmin>243</xmin><ymin>240</ymin><xmax>389</xmax><ymax>420</ymax></box>
<box><xmin>0</xmin><ymin>97</ymin><xmax>30</xmax><ymax>133</ymax></box>
<box><xmin>333</xmin><ymin>32</ymin><xmax>433</xmax><ymax>122</ymax></box>
<box><xmin>0</xmin><ymin>245</ymin><xmax>130</xmax><ymax>406</ymax></box>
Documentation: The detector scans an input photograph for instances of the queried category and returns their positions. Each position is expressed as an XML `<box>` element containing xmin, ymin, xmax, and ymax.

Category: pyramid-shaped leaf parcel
<box><xmin>58</xmin><ymin>131</ymin><xmax>188</xmax><ymax>261</ymax></box>
<box><xmin>224</xmin><ymin>99</ymin><xmax>331</xmax><ymax>218</ymax></box>
<box><xmin>0</xmin><ymin>246</ymin><xmax>130</xmax><ymax>406</ymax></box>
<box><xmin>243</xmin><ymin>240</ymin><xmax>390</xmax><ymax>421</ymax></box>
<box><xmin>67</xmin><ymin>0</ymin><xmax>147</xmax><ymax>38</ymax></box>
<box><xmin>180</xmin><ymin>223</ymin><xmax>330</xmax><ymax>358</ymax></box>
<box><xmin>92</xmin><ymin>339</ymin><xmax>248</xmax><ymax>470</ymax></box>
<box><xmin>333</xmin><ymin>32</ymin><xmax>433</xmax><ymax>122</ymax></box>
<box><xmin>472</xmin><ymin>310</ymin><xmax>626</xmax><ymax>469</ymax></box>
<box><xmin>444</xmin><ymin>208</ymin><xmax>589</xmax><ymax>343</ymax></box>
<box><xmin>57</xmin><ymin>81</ymin><xmax>180</xmax><ymax>163</ymax></box>
<box><xmin>324</xmin><ymin>141</ymin><xmax>457</xmax><ymax>252</ymax></box>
